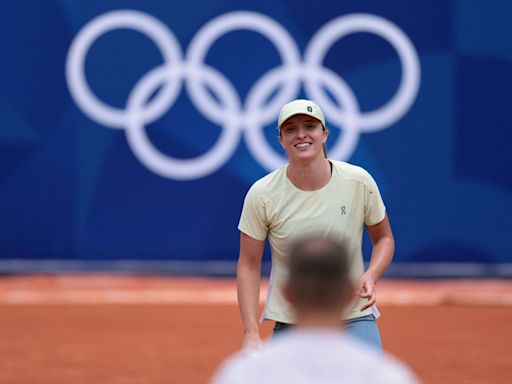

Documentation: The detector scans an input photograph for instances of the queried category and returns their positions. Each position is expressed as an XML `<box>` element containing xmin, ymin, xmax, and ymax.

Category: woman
<box><xmin>237</xmin><ymin>99</ymin><xmax>394</xmax><ymax>354</ymax></box>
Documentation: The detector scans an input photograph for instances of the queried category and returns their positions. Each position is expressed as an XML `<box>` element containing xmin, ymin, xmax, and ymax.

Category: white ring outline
<box><xmin>305</xmin><ymin>13</ymin><xmax>420</xmax><ymax>132</ymax></box>
<box><xmin>186</xmin><ymin>11</ymin><xmax>301</xmax><ymax>128</ymax></box>
<box><xmin>66</xmin><ymin>10</ymin><xmax>182</xmax><ymax>128</ymax></box>
<box><xmin>126</xmin><ymin>64</ymin><xmax>241</xmax><ymax>180</ymax></box>
<box><xmin>244</xmin><ymin>65</ymin><xmax>360</xmax><ymax>170</ymax></box>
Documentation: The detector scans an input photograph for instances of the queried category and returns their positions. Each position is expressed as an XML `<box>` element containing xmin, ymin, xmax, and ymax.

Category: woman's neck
<box><xmin>287</xmin><ymin>157</ymin><xmax>331</xmax><ymax>191</ymax></box>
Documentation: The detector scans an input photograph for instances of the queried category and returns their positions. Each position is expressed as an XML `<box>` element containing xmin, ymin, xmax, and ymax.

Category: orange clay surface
<box><xmin>0</xmin><ymin>275</ymin><xmax>511</xmax><ymax>384</ymax></box>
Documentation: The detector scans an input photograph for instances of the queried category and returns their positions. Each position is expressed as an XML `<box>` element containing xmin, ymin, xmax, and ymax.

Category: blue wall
<box><xmin>0</xmin><ymin>1</ymin><xmax>510</xmax><ymax>274</ymax></box>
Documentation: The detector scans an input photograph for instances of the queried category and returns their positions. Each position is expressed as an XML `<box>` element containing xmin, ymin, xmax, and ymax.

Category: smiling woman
<box><xmin>278</xmin><ymin>114</ymin><xmax>328</xmax><ymax>163</ymax></box>
<box><xmin>236</xmin><ymin>99</ymin><xmax>395</xmax><ymax>355</ymax></box>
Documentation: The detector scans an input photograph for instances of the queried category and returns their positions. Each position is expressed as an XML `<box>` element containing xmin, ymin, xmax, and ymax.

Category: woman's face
<box><xmin>278</xmin><ymin>114</ymin><xmax>328</xmax><ymax>162</ymax></box>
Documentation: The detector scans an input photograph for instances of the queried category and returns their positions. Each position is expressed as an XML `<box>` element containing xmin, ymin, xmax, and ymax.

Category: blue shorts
<box><xmin>273</xmin><ymin>314</ymin><xmax>382</xmax><ymax>351</ymax></box>
<box><xmin>344</xmin><ymin>314</ymin><xmax>382</xmax><ymax>351</ymax></box>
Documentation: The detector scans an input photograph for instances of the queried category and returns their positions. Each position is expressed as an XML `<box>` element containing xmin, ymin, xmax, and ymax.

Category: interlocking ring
<box><xmin>66</xmin><ymin>10</ymin><xmax>420</xmax><ymax>180</ymax></box>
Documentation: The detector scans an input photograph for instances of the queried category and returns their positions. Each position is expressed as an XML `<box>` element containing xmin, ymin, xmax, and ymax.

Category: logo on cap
<box><xmin>307</xmin><ymin>106</ymin><xmax>313</xmax><ymax>112</ymax></box>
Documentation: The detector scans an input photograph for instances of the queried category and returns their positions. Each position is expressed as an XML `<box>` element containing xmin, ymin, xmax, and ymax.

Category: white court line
<box><xmin>1</xmin><ymin>286</ymin><xmax>512</xmax><ymax>306</ymax></box>
<box><xmin>1</xmin><ymin>276</ymin><xmax>512</xmax><ymax>305</ymax></box>
<box><xmin>0</xmin><ymin>289</ymin><xmax>243</xmax><ymax>305</ymax></box>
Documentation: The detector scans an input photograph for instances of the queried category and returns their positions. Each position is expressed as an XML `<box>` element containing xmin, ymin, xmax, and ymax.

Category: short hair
<box><xmin>287</xmin><ymin>235</ymin><xmax>350</xmax><ymax>309</ymax></box>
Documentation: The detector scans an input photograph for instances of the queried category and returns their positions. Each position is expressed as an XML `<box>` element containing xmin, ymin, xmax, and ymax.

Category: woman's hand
<box><xmin>241</xmin><ymin>331</ymin><xmax>263</xmax><ymax>357</ymax></box>
<box><xmin>356</xmin><ymin>271</ymin><xmax>377</xmax><ymax>311</ymax></box>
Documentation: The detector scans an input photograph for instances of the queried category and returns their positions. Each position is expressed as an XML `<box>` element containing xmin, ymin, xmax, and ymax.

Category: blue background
<box><xmin>0</xmin><ymin>0</ymin><xmax>510</xmax><ymax>275</ymax></box>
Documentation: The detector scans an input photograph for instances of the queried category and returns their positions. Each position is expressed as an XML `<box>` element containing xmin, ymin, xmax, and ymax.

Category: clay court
<box><xmin>0</xmin><ymin>275</ymin><xmax>511</xmax><ymax>384</ymax></box>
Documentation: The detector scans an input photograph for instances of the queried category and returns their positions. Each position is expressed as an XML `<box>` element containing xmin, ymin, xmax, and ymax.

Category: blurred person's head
<box><xmin>284</xmin><ymin>235</ymin><xmax>352</xmax><ymax>323</ymax></box>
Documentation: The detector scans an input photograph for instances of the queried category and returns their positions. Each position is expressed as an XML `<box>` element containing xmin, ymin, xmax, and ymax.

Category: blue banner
<box><xmin>0</xmin><ymin>1</ymin><xmax>510</xmax><ymax>275</ymax></box>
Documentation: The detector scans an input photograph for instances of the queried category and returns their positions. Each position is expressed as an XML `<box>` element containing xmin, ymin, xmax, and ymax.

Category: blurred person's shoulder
<box><xmin>210</xmin><ymin>332</ymin><xmax>307</xmax><ymax>383</ymax></box>
<box><xmin>342</xmin><ymin>334</ymin><xmax>420</xmax><ymax>384</ymax></box>
<box><xmin>209</xmin><ymin>340</ymin><xmax>284</xmax><ymax>384</ymax></box>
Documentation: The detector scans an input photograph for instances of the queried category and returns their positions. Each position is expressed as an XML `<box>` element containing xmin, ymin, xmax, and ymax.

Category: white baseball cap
<box><xmin>277</xmin><ymin>99</ymin><xmax>326</xmax><ymax>130</ymax></box>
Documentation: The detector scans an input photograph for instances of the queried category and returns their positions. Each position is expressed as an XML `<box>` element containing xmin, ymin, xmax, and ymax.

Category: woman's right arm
<box><xmin>237</xmin><ymin>231</ymin><xmax>266</xmax><ymax>354</ymax></box>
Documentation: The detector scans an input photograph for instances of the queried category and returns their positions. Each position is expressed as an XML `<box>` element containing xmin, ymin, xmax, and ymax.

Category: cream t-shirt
<box><xmin>238</xmin><ymin>160</ymin><xmax>386</xmax><ymax>322</ymax></box>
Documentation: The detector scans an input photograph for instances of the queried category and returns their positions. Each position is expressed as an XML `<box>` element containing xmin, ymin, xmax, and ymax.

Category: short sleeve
<box><xmin>238</xmin><ymin>184</ymin><xmax>268</xmax><ymax>241</ymax></box>
<box><xmin>364</xmin><ymin>171</ymin><xmax>386</xmax><ymax>226</ymax></box>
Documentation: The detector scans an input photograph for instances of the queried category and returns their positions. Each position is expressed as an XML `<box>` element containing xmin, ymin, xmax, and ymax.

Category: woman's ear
<box><xmin>323</xmin><ymin>128</ymin><xmax>330</xmax><ymax>143</ymax></box>
<box><xmin>278</xmin><ymin>134</ymin><xmax>284</xmax><ymax>148</ymax></box>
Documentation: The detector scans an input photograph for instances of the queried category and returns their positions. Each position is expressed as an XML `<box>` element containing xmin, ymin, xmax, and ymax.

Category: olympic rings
<box><xmin>66</xmin><ymin>10</ymin><xmax>420</xmax><ymax>180</ymax></box>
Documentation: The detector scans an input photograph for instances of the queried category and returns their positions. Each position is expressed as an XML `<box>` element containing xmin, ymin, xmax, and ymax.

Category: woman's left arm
<box><xmin>358</xmin><ymin>214</ymin><xmax>395</xmax><ymax>311</ymax></box>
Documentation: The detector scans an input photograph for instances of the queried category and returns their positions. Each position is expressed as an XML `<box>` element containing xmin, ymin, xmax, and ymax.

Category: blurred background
<box><xmin>0</xmin><ymin>0</ymin><xmax>510</xmax><ymax>277</ymax></box>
